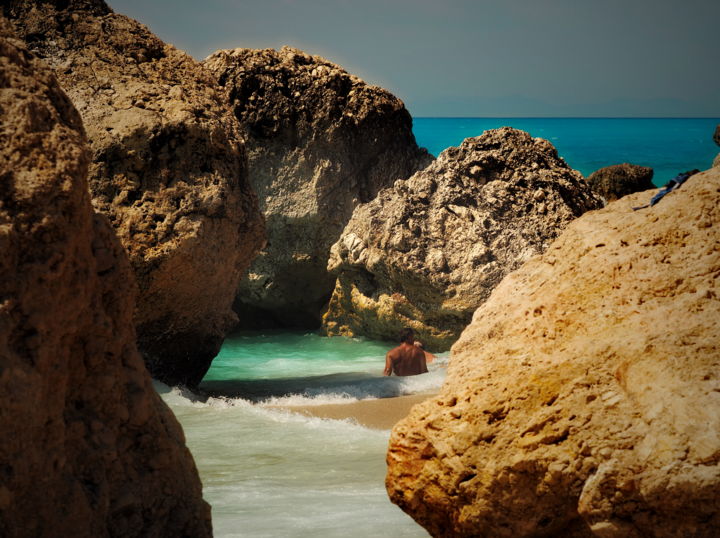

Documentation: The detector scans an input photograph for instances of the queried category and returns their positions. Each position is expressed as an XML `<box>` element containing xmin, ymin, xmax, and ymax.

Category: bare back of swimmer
<box><xmin>383</xmin><ymin>328</ymin><xmax>428</xmax><ymax>376</ymax></box>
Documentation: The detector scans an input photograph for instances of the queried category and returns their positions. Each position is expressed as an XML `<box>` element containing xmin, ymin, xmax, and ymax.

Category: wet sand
<box><xmin>268</xmin><ymin>391</ymin><xmax>438</xmax><ymax>430</ymax></box>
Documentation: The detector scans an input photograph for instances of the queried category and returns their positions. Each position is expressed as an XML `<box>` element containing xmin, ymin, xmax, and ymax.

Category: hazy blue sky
<box><xmin>111</xmin><ymin>0</ymin><xmax>719</xmax><ymax>117</ymax></box>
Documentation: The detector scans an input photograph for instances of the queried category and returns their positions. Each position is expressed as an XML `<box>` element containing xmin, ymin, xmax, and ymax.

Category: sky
<box><xmin>110</xmin><ymin>0</ymin><xmax>719</xmax><ymax>118</ymax></box>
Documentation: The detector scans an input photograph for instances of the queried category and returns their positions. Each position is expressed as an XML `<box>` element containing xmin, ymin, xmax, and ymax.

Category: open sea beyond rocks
<box><xmin>414</xmin><ymin>117</ymin><xmax>720</xmax><ymax>185</ymax></box>
<box><xmin>159</xmin><ymin>117</ymin><xmax>719</xmax><ymax>537</ymax></box>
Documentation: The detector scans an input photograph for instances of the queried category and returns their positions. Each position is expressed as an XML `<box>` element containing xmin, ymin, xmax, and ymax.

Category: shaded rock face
<box><xmin>322</xmin><ymin>128</ymin><xmax>601</xmax><ymax>349</ymax></box>
<box><xmin>386</xmin><ymin>169</ymin><xmax>720</xmax><ymax>537</ymax></box>
<box><xmin>204</xmin><ymin>47</ymin><xmax>431</xmax><ymax>328</ymax></box>
<box><xmin>714</xmin><ymin>124</ymin><xmax>720</xmax><ymax>146</ymax></box>
<box><xmin>0</xmin><ymin>24</ymin><xmax>210</xmax><ymax>537</ymax></box>
<box><xmin>4</xmin><ymin>0</ymin><xmax>265</xmax><ymax>386</ymax></box>
<box><xmin>587</xmin><ymin>163</ymin><xmax>654</xmax><ymax>203</ymax></box>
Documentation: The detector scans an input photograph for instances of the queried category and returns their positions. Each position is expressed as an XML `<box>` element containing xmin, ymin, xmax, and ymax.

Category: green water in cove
<box><xmin>159</xmin><ymin>332</ymin><xmax>447</xmax><ymax>537</ymax></box>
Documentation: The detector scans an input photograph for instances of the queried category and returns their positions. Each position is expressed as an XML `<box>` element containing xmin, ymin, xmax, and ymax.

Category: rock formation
<box><xmin>4</xmin><ymin>0</ymin><xmax>265</xmax><ymax>386</ymax></box>
<box><xmin>0</xmin><ymin>23</ymin><xmax>210</xmax><ymax>537</ymax></box>
<box><xmin>203</xmin><ymin>47</ymin><xmax>430</xmax><ymax>328</ymax></box>
<box><xmin>587</xmin><ymin>163</ymin><xmax>654</xmax><ymax>203</ymax></box>
<box><xmin>714</xmin><ymin>124</ymin><xmax>720</xmax><ymax>146</ymax></box>
<box><xmin>386</xmin><ymin>168</ymin><xmax>720</xmax><ymax>537</ymax></box>
<box><xmin>322</xmin><ymin>128</ymin><xmax>601</xmax><ymax>349</ymax></box>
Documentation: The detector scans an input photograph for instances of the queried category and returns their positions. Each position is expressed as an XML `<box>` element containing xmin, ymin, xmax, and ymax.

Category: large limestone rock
<box><xmin>386</xmin><ymin>168</ymin><xmax>720</xmax><ymax>537</ymax></box>
<box><xmin>4</xmin><ymin>0</ymin><xmax>265</xmax><ymax>386</ymax></box>
<box><xmin>587</xmin><ymin>163</ymin><xmax>654</xmax><ymax>203</ymax></box>
<box><xmin>0</xmin><ymin>24</ymin><xmax>210</xmax><ymax>537</ymax></box>
<box><xmin>322</xmin><ymin>128</ymin><xmax>601</xmax><ymax>349</ymax></box>
<box><xmin>203</xmin><ymin>47</ymin><xmax>430</xmax><ymax>327</ymax></box>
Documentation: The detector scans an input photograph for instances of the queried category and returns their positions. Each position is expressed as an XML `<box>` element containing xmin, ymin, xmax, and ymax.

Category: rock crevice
<box><xmin>204</xmin><ymin>46</ymin><xmax>430</xmax><ymax>328</ymax></box>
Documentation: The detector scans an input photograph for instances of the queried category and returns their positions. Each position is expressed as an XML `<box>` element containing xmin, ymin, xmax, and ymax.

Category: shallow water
<box><xmin>159</xmin><ymin>332</ymin><xmax>446</xmax><ymax>537</ymax></box>
<box><xmin>413</xmin><ymin>117</ymin><xmax>720</xmax><ymax>186</ymax></box>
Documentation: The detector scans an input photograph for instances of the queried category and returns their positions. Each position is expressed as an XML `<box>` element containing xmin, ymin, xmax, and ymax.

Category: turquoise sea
<box><xmin>160</xmin><ymin>118</ymin><xmax>719</xmax><ymax>537</ymax></box>
<box><xmin>413</xmin><ymin>117</ymin><xmax>720</xmax><ymax>186</ymax></box>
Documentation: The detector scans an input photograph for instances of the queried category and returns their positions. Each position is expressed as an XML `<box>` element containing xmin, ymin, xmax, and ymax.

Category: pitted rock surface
<box><xmin>204</xmin><ymin>46</ymin><xmax>430</xmax><ymax>327</ymax></box>
<box><xmin>0</xmin><ymin>23</ymin><xmax>210</xmax><ymax>537</ymax></box>
<box><xmin>386</xmin><ymin>168</ymin><xmax>720</xmax><ymax>537</ymax></box>
<box><xmin>322</xmin><ymin>127</ymin><xmax>600</xmax><ymax>349</ymax></box>
<box><xmin>4</xmin><ymin>0</ymin><xmax>265</xmax><ymax>385</ymax></box>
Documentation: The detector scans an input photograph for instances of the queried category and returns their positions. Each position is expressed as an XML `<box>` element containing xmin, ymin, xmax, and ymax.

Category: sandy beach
<box><xmin>268</xmin><ymin>391</ymin><xmax>438</xmax><ymax>430</ymax></box>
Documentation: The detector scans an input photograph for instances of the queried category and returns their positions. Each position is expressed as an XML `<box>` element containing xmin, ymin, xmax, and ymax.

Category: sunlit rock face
<box><xmin>386</xmin><ymin>168</ymin><xmax>720</xmax><ymax>537</ymax></box>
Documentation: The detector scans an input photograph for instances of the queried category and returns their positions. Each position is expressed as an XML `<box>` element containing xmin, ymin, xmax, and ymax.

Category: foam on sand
<box><xmin>267</xmin><ymin>391</ymin><xmax>438</xmax><ymax>430</ymax></box>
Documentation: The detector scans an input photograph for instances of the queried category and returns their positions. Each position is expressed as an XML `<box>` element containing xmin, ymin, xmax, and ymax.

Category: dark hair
<box><xmin>399</xmin><ymin>328</ymin><xmax>414</xmax><ymax>343</ymax></box>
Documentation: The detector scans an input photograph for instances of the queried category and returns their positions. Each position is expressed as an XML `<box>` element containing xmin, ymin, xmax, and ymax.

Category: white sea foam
<box><xmin>157</xmin><ymin>332</ymin><xmax>437</xmax><ymax>537</ymax></box>
<box><xmin>258</xmin><ymin>366</ymin><xmax>446</xmax><ymax>406</ymax></box>
<box><xmin>157</xmin><ymin>359</ymin><xmax>446</xmax><ymax>410</ymax></box>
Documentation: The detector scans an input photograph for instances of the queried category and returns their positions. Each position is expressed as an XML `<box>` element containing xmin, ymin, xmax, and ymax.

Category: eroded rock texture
<box><xmin>4</xmin><ymin>0</ymin><xmax>265</xmax><ymax>386</ymax></box>
<box><xmin>204</xmin><ymin>46</ymin><xmax>430</xmax><ymax>327</ymax></box>
<box><xmin>322</xmin><ymin>128</ymin><xmax>600</xmax><ymax>349</ymax></box>
<box><xmin>386</xmin><ymin>168</ymin><xmax>720</xmax><ymax>537</ymax></box>
<box><xmin>0</xmin><ymin>24</ymin><xmax>210</xmax><ymax>537</ymax></box>
<box><xmin>587</xmin><ymin>163</ymin><xmax>655</xmax><ymax>203</ymax></box>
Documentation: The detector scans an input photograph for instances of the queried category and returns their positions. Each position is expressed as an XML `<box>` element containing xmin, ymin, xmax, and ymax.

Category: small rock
<box><xmin>587</xmin><ymin>163</ymin><xmax>655</xmax><ymax>203</ymax></box>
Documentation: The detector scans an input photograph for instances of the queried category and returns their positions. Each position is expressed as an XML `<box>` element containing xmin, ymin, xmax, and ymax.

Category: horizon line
<box><xmin>412</xmin><ymin>116</ymin><xmax>720</xmax><ymax>120</ymax></box>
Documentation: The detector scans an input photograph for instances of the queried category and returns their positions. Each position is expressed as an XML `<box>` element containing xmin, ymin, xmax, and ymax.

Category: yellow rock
<box><xmin>386</xmin><ymin>168</ymin><xmax>720</xmax><ymax>536</ymax></box>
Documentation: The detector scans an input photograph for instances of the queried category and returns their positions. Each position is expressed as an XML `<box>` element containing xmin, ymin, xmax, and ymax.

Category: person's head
<box><xmin>399</xmin><ymin>327</ymin><xmax>415</xmax><ymax>344</ymax></box>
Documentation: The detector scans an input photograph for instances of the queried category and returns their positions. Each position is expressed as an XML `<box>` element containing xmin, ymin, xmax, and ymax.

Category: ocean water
<box><xmin>159</xmin><ymin>332</ymin><xmax>447</xmax><ymax>537</ymax></box>
<box><xmin>413</xmin><ymin>117</ymin><xmax>720</xmax><ymax>186</ymax></box>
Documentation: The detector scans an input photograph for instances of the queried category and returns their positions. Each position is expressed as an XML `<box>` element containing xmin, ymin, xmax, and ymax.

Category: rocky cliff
<box><xmin>386</xmin><ymin>168</ymin><xmax>720</xmax><ymax>537</ymax></box>
<box><xmin>587</xmin><ymin>163</ymin><xmax>654</xmax><ymax>203</ymax></box>
<box><xmin>0</xmin><ymin>23</ymin><xmax>210</xmax><ymax>537</ymax></box>
<box><xmin>322</xmin><ymin>128</ymin><xmax>601</xmax><ymax>349</ymax></box>
<box><xmin>203</xmin><ymin>47</ymin><xmax>430</xmax><ymax>327</ymax></box>
<box><xmin>4</xmin><ymin>0</ymin><xmax>265</xmax><ymax>386</ymax></box>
